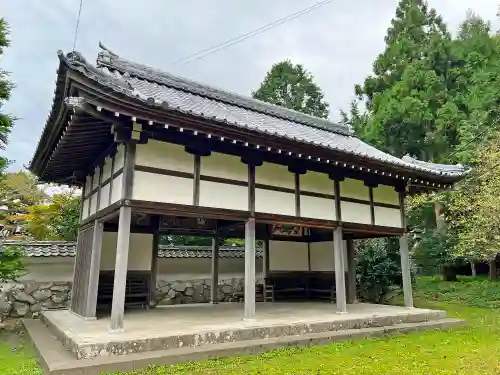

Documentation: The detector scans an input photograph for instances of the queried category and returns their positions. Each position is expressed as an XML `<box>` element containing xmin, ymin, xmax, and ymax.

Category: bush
<box><xmin>0</xmin><ymin>245</ymin><xmax>25</xmax><ymax>282</ymax></box>
<box><xmin>356</xmin><ymin>238</ymin><xmax>403</xmax><ymax>303</ymax></box>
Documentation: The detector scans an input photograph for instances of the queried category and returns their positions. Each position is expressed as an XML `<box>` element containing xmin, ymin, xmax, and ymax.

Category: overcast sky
<box><xmin>1</xmin><ymin>0</ymin><xmax>499</xmax><ymax>170</ymax></box>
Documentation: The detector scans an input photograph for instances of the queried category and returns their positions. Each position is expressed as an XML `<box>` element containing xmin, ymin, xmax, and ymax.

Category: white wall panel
<box><xmin>136</xmin><ymin>140</ymin><xmax>193</xmax><ymax>173</ymax></box>
<box><xmin>341</xmin><ymin>201</ymin><xmax>371</xmax><ymax>224</ymax></box>
<box><xmin>310</xmin><ymin>241</ymin><xmax>348</xmax><ymax>272</ymax></box>
<box><xmin>133</xmin><ymin>171</ymin><xmax>193</xmax><ymax>205</ymax></box>
<box><xmin>110</xmin><ymin>174</ymin><xmax>123</xmax><ymax>204</ymax></box>
<box><xmin>199</xmin><ymin>181</ymin><xmax>248</xmax><ymax>211</ymax></box>
<box><xmin>340</xmin><ymin>178</ymin><xmax>369</xmax><ymax>201</ymax></box>
<box><xmin>100</xmin><ymin>232</ymin><xmax>153</xmax><ymax>271</ymax></box>
<box><xmin>101</xmin><ymin>156</ymin><xmax>112</xmax><ymax>182</ymax></box>
<box><xmin>256</xmin><ymin>163</ymin><xmax>294</xmax><ymax>188</ymax></box>
<box><xmin>92</xmin><ymin>166</ymin><xmax>100</xmax><ymax>190</ymax></box>
<box><xmin>269</xmin><ymin>241</ymin><xmax>309</xmax><ymax>271</ymax></box>
<box><xmin>114</xmin><ymin>144</ymin><xmax>125</xmax><ymax>173</ymax></box>
<box><xmin>373</xmin><ymin>184</ymin><xmax>399</xmax><ymax>205</ymax></box>
<box><xmin>375</xmin><ymin>206</ymin><xmax>402</xmax><ymax>228</ymax></box>
<box><xmin>99</xmin><ymin>183</ymin><xmax>110</xmax><ymax>210</ymax></box>
<box><xmin>300</xmin><ymin>171</ymin><xmax>332</xmax><ymax>194</ymax></box>
<box><xmin>255</xmin><ymin>189</ymin><xmax>295</xmax><ymax>216</ymax></box>
<box><xmin>201</xmin><ymin>152</ymin><xmax>247</xmax><ymax>181</ymax></box>
<box><xmin>300</xmin><ymin>195</ymin><xmax>336</xmax><ymax>220</ymax></box>
<box><xmin>81</xmin><ymin>198</ymin><xmax>89</xmax><ymax>220</ymax></box>
<box><xmin>89</xmin><ymin>193</ymin><xmax>97</xmax><ymax>215</ymax></box>
<box><xmin>84</xmin><ymin>174</ymin><xmax>92</xmax><ymax>197</ymax></box>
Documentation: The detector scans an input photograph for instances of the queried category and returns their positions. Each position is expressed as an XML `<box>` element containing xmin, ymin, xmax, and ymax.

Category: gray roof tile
<box><xmin>2</xmin><ymin>241</ymin><xmax>261</xmax><ymax>259</ymax></box>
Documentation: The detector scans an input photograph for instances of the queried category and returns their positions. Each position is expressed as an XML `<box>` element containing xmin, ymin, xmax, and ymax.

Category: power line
<box><xmin>171</xmin><ymin>0</ymin><xmax>336</xmax><ymax>65</ymax></box>
<box><xmin>72</xmin><ymin>0</ymin><xmax>84</xmax><ymax>51</ymax></box>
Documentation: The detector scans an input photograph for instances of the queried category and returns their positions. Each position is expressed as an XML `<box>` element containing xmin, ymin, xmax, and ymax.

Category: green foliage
<box><xmin>0</xmin><ymin>18</ymin><xmax>14</xmax><ymax>158</ymax></box>
<box><xmin>25</xmin><ymin>192</ymin><xmax>80</xmax><ymax>241</ymax></box>
<box><xmin>252</xmin><ymin>60</ymin><xmax>329</xmax><ymax>118</ymax></box>
<box><xmin>356</xmin><ymin>238</ymin><xmax>403</xmax><ymax>303</ymax></box>
<box><xmin>0</xmin><ymin>244</ymin><xmax>24</xmax><ymax>282</ymax></box>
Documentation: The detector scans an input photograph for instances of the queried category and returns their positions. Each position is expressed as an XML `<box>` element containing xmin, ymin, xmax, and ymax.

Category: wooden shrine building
<box><xmin>29</xmin><ymin>44</ymin><xmax>467</xmax><ymax>332</ymax></box>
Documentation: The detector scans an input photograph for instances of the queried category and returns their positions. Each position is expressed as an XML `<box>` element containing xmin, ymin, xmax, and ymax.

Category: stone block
<box><xmin>13</xmin><ymin>291</ymin><xmax>36</xmax><ymax>305</ymax></box>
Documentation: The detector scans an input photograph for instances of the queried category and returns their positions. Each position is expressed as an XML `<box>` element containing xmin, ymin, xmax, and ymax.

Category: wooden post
<box><xmin>149</xmin><ymin>217</ymin><xmax>160</xmax><ymax>307</ymax></box>
<box><xmin>85</xmin><ymin>220</ymin><xmax>103</xmax><ymax>318</ymax></box>
<box><xmin>346</xmin><ymin>237</ymin><xmax>357</xmax><ymax>304</ymax></box>
<box><xmin>211</xmin><ymin>221</ymin><xmax>220</xmax><ymax>304</ymax></box>
<box><xmin>263</xmin><ymin>225</ymin><xmax>270</xmax><ymax>279</ymax></box>
<box><xmin>333</xmin><ymin>226</ymin><xmax>347</xmax><ymax>314</ymax></box>
<box><xmin>244</xmin><ymin>217</ymin><xmax>256</xmax><ymax>319</ymax></box>
<box><xmin>110</xmin><ymin>142</ymin><xmax>135</xmax><ymax>332</ymax></box>
<box><xmin>399</xmin><ymin>233</ymin><xmax>414</xmax><ymax>308</ymax></box>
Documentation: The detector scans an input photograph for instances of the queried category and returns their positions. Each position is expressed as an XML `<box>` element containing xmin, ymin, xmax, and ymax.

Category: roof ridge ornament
<box><xmin>98</xmin><ymin>41</ymin><xmax>119</xmax><ymax>57</ymax></box>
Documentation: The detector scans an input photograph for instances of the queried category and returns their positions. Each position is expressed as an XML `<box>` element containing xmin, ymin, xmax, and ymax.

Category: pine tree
<box><xmin>252</xmin><ymin>60</ymin><xmax>329</xmax><ymax>118</ymax></box>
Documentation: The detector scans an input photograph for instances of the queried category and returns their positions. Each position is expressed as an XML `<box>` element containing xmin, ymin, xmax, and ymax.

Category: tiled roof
<box><xmin>1</xmin><ymin>241</ymin><xmax>261</xmax><ymax>258</ymax></box>
<box><xmin>30</xmin><ymin>43</ymin><xmax>468</xmax><ymax>182</ymax></box>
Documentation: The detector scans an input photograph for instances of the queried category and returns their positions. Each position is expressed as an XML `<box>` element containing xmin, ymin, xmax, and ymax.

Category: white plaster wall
<box><xmin>81</xmin><ymin>198</ymin><xmax>89</xmax><ymax>220</ymax></box>
<box><xmin>133</xmin><ymin>171</ymin><xmax>193</xmax><ymax>205</ymax></box>
<box><xmin>256</xmin><ymin>163</ymin><xmax>294</xmax><ymax>188</ymax></box>
<box><xmin>110</xmin><ymin>174</ymin><xmax>123</xmax><ymax>204</ymax></box>
<box><xmin>374</xmin><ymin>206</ymin><xmax>402</xmax><ymax>228</ymax></box>
<box><xmin>89</xmin><ymin>193</ymin><xmax>98</xmax><ymax>216</ymax></box>
<box><xmin>114</xmin><ymin>144</ymin><xmax>125</xmax><ymax>173</ymax></box>
<box><xmin>309</xmin><ymin>241</ymin><xmax>348</xmax><ymax>272</ymax></box>
<box><xmin>373</xmin><ymin>185</ymin><xmax>399</xmax><ymax>205</ymax></box>
<box><xmin>18</xmin><ymin>257</ymin><xmax>264</xmax><ymax>283</ymax></box>
<box><xmin>201</xmin><ymin>152</ymin><xmax>247</xmax><ymax>181</ymax></box>
<box><xmin>340</xmin><ymin>178</ymin><xmax>369</xmax><ymax>201</ymax></box>
<box><xmin>300</xmin><ymin>195</ymin><xmax>336</xmax><ymax>220</ymax></box>
<box><xmin>136</xmin><ymin>140</ymin><xmax>193</xmax><ymax>173</ymax></box>
<box><xmin>84</xmin><ymin>174</ymin><xmax>92</xmax><ymax>197</ymax></box>
<box><xmin>99</xmin><ymin>183</ymin><xmax>110</xmax><ymax>210</ymax></box>
<box><xmin>92</xmin><ymin>166</ymin><xmax>100</xmax><ymax>190</ymax></box>
<box><xmin>255</xmin><ymin>189</ymin><xmax>295</xmax><ymax>216</ymax></box>
<box><xmin>341</xmin><ymin>201</ymin><xmax>371</xmax><ymax>224</ymax></box>
<box><xmin>101</xmin><ymin>156</ymin><xmax>112</xmax><ymax>182</ymax></box>
<box><xmin>300</xmin><ymin>171</ymin><xmax>332</xmax><ymax>194</ymax></box>
<box><xmin>199</xmin><ymin>181</ymin><xmax>248</xmax><ymax>211</ymax></box>
<box><xmin>269</xmin><ymin>241</ymin><xmax>309</xmax><ymax>271</ymax></box>
<box><xmin>100</xmin><ymin>232</ymin><xmax>153</xmax><ymax>271</ymax></box>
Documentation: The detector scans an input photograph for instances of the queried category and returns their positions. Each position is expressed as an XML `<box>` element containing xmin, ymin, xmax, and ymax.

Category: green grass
<box><xmin>3</xmin><ymin>277</ymin><xmax>500</xmax><ymax>374</ymax></box>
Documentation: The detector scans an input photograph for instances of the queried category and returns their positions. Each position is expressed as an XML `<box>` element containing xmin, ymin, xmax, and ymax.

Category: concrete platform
<box><xmin>41</xmin><ymin>302</ymin><xmax>449</xmax><ymax>359</ymax></box>
<box><xmin>24</xmin><ymin>302</ymin><xmax>466</xmax><ymax>375</ymax></box>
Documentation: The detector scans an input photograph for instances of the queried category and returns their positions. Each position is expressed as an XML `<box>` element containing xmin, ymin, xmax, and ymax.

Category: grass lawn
<box><xmin>2</xmin><ymin>276</ymin><xmax>500</xmax><ymax>375</ymax></box>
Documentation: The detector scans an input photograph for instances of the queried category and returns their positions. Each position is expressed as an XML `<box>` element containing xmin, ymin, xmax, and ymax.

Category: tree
<box><xmin>0</xmin><ymin>171</ymin><xmax>46</xmax><ymax>236</ymax></box>
<box><xmin>25</xmin><ymin>192</ymin><xmax>80</xmax><ymax>241</ymax></box>
<box><xmin>252</xmin><ymin>60</ymin><xmax>329</xmax><ymax>118</ymax></box>
<box><xmin>354</xmin><ymin>0</ymin><xmax>460</xmax><ymax>162</ymax></box>
<box><xmin>0</xmin><ymin>18</ymin><xmax>14</xmax><ymax>156</ymax></box>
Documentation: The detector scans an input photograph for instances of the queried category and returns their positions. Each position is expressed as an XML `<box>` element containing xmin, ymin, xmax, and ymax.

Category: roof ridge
<box><xmin>95</xmin><ymin>44</ymin><xmax>353</xmax><ymax>136</ymax></box>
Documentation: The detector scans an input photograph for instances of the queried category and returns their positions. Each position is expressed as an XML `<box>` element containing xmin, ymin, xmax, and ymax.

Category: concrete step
<box><xmin>24</xmin><ymin>317</ymin><xmax>466</xmax><ymax>375</ymax></box>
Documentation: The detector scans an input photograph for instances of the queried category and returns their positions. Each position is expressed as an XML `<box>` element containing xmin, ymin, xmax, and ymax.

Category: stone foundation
<box><xmin>0</xmin><ymin>277</ymin><xmax>247</xmax><ymax>322</ymax></box>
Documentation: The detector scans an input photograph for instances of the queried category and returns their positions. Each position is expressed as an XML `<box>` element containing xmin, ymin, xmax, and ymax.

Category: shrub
<box><xmin>0</xmin><ymin>244</ymin><xmax>25</xmax><ymax>282</ymax></box>
<box><xmin>356</xmin><ymin>238</ymin><xmax>403</xmax><ymax>303</ymax></box>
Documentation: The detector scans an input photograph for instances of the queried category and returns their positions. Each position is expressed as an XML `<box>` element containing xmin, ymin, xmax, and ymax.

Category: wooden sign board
<box><xmin>270</xmin><ymin>224</ymin><xmax>303</xmax><ymax>237</ymax></box>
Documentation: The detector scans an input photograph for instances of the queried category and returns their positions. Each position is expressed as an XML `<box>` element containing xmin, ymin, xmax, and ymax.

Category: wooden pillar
<box><xmin>211</xmin><ymin>221</ymin><xmax>220</xmax><ymax>304</ymax></box>
<box><xmin>263</xmin><ymin>225</ymin><xmax>270</xmax><ymax>279</ymax></box>
<box><xmin>333</xmin><ymin>226</ymin><xmax>347</xmax><ymax>314</ymax></box>
<box><xmin>346</xmin><ymin>238</ymin><xmax>357</xmax><ymax>304</ymax></box>
<box><xmin>149</xmin><ymin>216</ymin><xmax>160</xmax><ymax>307</ymax></box>
<box><xmin>244</xmin><ymin>217</ymin><xmax>256</xmax><ymax>319</ymax></box>
<box><xmin>110</xmin><ymin>142</ymin><xmax>136</xmax><ymax>332</ymax></box>
<box><xmin>85</xmin><ymin>220</ymin><xmax>103</xmax><ymax>318</ymax></box>
<box><xmin>399</xmin><ymin>233</ymin><xmax>414</xmax><ymax>308</ymax></box>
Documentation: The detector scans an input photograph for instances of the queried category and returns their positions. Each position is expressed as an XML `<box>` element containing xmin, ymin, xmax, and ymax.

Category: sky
<box><xmin>1</xmin><ymin>0</ymin><xmax>499</xmax><ymax>171</ymax></box>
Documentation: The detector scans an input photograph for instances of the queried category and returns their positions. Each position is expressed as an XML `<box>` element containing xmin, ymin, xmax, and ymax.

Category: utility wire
<box><xmin>171</xmin><ymin>0</ymin><xmax>335</xmax><ymax>65</ymax></box>
<box><xmin>72</xmin><ymin>0</ymin><xmax>84</xmax><ymax>51</ymax></box>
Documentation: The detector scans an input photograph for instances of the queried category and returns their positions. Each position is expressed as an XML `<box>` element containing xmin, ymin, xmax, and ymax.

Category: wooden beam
<box><xmin>150</xmin><ymin>217</ymin><xmax>160</xmax><ymax>307</ymax></box>
<box><xmin>369</xmin><ymin>186</ymin><xmax>375</xmax><ymax>225</ymax></box>
<box><xmin>333</xmin><ymin>226</ymin><xmax>347</xmax><ymax>314</ymax></box>
<box><xmin>346</xmin><ymin>238</ymin><xmax>357</xmax><ymax>304</ymax></box>
<box><xmin>334</xmin><ymin>179</ymin><xmax>342</xmax><ymax>222</ymax></box>
<box><xmin>193</xmin><ymin>154</ymin><xmax>201</xmax><ymax>206</ymax></box>
<box><xmin>87</xmin><ymin>171</ymin><xmax>94</xmax><ymax>217</ymax></box>
<box><xmin>248</xmin><ymin>164</ymin><xmax>256</xmax><ymax>215</ymax></box>
<box><xmin>295</xmin><ymin>173</ymin><xmax>300</xmax><ymax>217</ymax></box>
<box><xmin>108</xmin><ymin>150</ymin><xmax>116</xmax><ymax>205</ymax></box>
<box><xmin>263</xmin><ymin>224</ymin><xmax>270</xmax><ymax>278</ymax></box>
<box><xmin>95</xmin><ymin>163</ymin><xmax>104</xmax><ymax>213</ymax></box>
<box><xmin>122</xmin><ymin>143</ymin><xmax>136</xmax><ymax>199</ymax></box>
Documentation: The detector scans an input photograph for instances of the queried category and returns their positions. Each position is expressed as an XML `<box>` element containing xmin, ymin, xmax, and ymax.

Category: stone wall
<box><xmin>0</xmin><ymin>281</ymin><xmax>72</xmax><ymax>322</ymax></box>
<box><xmin>0</xmin><ymin>277</ymin><xmax>250</xmax><ymax>322</ymax></box>
<box><xmin>155</xmin><ymin>277</ymin><xmax>246</xmax><ymax>305</ymax></box>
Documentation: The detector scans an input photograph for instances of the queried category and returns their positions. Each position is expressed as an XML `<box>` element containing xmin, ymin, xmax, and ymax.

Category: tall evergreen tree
<box><xmin>0</xmin><ymin>18</ymin><xmax>14</xmax><ymax>161</ymax></box>
<box><xmin>354</xmin><ymin>0</ymin><xmax>460</xmax><ymax>162</ymax></box>
<box><xmin>252</xmin><ymin>60</ymin><xmax>329</xmax><ymax>118</ymax></box>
